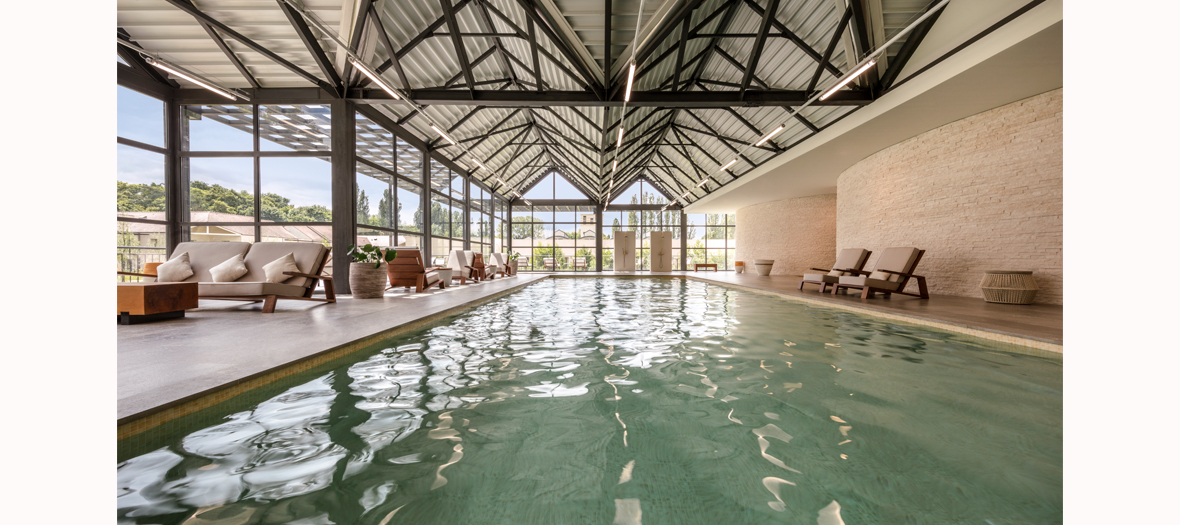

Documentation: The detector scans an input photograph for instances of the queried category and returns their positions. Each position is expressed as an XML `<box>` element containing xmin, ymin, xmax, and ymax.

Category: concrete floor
<box><xmin>117</xmin><ymin>274</ymin><xmax>546</xmax><ymax>422</ymax></box>
<box><xmin>118</xmin><ymin>272</ymin><xmax>1062</xmax><ymax>423</ymax></box>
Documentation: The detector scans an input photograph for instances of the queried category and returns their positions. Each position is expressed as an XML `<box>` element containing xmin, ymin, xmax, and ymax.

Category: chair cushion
<box><xmin>828</xmin><ymin>248</ymin><xmax>870</xmax><ymax>277</ymax></box>
<box><xmin>803</xmin><ymin>273</ymin><xmax>838</xmax><ymax>284</ymax></box>
<box><xmin>199</xmin><ymin>281</ymin><xmax>308</xmax><ymax>297</ymax></box>
<box><xmin>448</xmin><ymin>250</ymin><xmax>472</xmax><ymax>276</ymax></box>
<box><xmin>838</xmin><ymin>275</ymin><xmax>901</xmax><ymax>291</ymax></box>
<box><xmin>156</xmin><ymin>252</ymin><xmax>194</xmax><ymax>282</ymax></box>
<box><xmin>209</xmin><ymin>254</ymin><xmax>248</xmax><ymax>282</ymax></box>
<box><xmin>263</xmin><ymin>253</ymin><xmax>299</xmax><ymax>283</ymax></box>
<box><xmin>170</xmin><ymin>242</ymin><xmax>252</xmax><ymax>282</ymax></box>
<box><xmin>867</xmin><ymin>247</ymin><xmax>920</xmax><ymax>283</ymax></box>
<box><xmin>244</xmin><ymin>243</ymin><xmax>326</xmax><ymax>287</ymax></box>
<box><xmin>424</xmin><ymin>271</ymin><xmax>440</xmax><ymax>285</ymax></box>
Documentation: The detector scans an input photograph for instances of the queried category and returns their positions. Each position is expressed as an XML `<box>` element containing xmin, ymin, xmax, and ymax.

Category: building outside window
<box><xmin>117</xmin><ymin>86</ymin><xmax>167</xmax><ymax>281</ymax></box>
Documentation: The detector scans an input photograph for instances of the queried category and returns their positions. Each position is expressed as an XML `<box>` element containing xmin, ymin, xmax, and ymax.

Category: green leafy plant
<box><xmin>510</xmin><ymin>251</ymin><xmax>521</xmax><ymax>261</ymax></box>
<box><xmin>347</xmin><ymin>243</ymin><xmax>396</xmax><ymax>269</ymax></box>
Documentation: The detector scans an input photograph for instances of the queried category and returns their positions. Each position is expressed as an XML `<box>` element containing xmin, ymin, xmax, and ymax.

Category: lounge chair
<box><xmin>471</xmin><ymin>253</ymin><xmax>495</xmax><ymax>281</ymax></box>
<box><xmin>542</xmin><ymin>257</ymin><xmax>556</xmax><ymax>270</ymax></box>
<box><xmin>516</xmin><ymin>258</ymin><xmax>531</xmax><ymax>272</ymax></box>
<box><xmin>573</xmin><ymin>257</ymin><xmax>588</xmax><ymax>270</ymax></box>
<box><xmin>449</xmin><ymin>249</ymin><xmax>478</xmax><ymax>283</ymax></box>
<box><xmin>385</xmin><ymin>248</ymin><xmax>445</xmax><ymax>292</ymax></box>
<box><xmin>117</xmin><ymin>241</ymin><xmax>335</xmax><ymax>313</ymax></box>
<box><xmin>831</xmin><ymin>247</ymin><xmax>929</xmax><ymax>299</ymax></box>
<box><xmin>799</xmin><ymin>248</ymin><xmax>872</xmax><ymax>293</ymax></box>
<box><xmin>490</xmin><ymin>253</ymin><xmax>512</xmax><ymax>276</ymax></box>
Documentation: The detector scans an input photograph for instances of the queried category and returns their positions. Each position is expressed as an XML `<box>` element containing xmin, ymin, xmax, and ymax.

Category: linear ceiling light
<box><xmin>719</xmin><ymin>158</ymin><xmax>738</xmax><ymax>172</ymax></box>
<box><xmin>145</xmin><ymin>57</ymin><xmax>242</xmax><ymax>101</ymax></box>
<box><xmin>617</xmin><ymin>128</ymin><xmax>624</xmax><ymax>148</ymax></box>
<box><xmin>431</xmin><ymin>125</ymin><xmax>457</xmax><ymax>146</ymax></box>
<box><xmin>350</xmin><ymin>58</ymin><xmax>401</xmax><ymax>100</ymax></box>
<box><xmin>697</xmin><ymin>179</ymin><xmax>709</xmax><ymax>187</ymax></box>
<box><xmin>472</xmin><ymin>159</ymin><xmax>487</xmax><ymax>171</ymax></box>
<box><xmin>612</xmin><ymin>160</ymin><xmax>618</xmax><ymax>173</ymax></box>
<box><xmin>624</xmin><ymin>63</ymin><xmax>636</xmax><ymax>102</ymax></box>
<box><xmin>820</xmin><ymin>60</ymin><xmax>876</xmax><ymax>101</ymax></box>
<box><xmin>756</xmin><ymin>125</ymin><xmax>785</xmax><ymax>146</ymax></box>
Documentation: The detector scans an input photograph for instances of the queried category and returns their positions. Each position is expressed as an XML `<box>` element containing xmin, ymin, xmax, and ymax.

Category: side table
<box><xmin>117</xmin><ymin>281</ymin><xmax>199</xmax><ymax>324</ymax></box>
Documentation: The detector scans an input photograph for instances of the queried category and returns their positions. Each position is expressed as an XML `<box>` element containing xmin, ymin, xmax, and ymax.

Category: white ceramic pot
<box><xmin>734</xmin><ymin>262</ymin><xmax>745</xmax><ymax>274</ymax></box>
<box><xmin>436</xmin><ymin>268</ymin><xmax>453</xmax><ymax>284</ymax></box>
<box><xmin>753</xmin><ymin>259</ymin><xmax>774</xmax><ymax>276</ymax></box>
<box><xmin>350</xmin><ymin>262</ymin><xmax>387</xmax><ymax>298</ymax></box>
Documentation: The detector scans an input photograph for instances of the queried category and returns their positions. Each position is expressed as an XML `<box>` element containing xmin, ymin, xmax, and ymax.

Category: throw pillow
<box><xmin>209</xmin><ymin>254</ymin><xmax>248</xmax><ymax>282</ymax></box>
<box><xmin>156</xmin><ymin>252</ymin><xmax>194</xmax><ymax>282</ymax></box>
<box><xmin>263</xmin><ymin>253</ymin><xmax>300</xmax><ymax>283</ymax></box>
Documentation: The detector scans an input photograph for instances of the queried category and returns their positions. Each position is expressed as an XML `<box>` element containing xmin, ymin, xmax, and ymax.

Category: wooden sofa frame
<box><xmin>799</xmin><ymin>250</ymin><xmax>872</xmax><ymax>293</ymax></box>
<box><xmin>385</xmin><ymin>249</ymin><xmax>446</xmax><ymax>293</ymax></box>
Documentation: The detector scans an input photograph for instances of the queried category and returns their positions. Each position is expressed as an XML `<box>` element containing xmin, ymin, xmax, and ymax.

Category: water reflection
<box><xmin>119</xmin><ymin>278</ymin><xmax>1062</xmax><ymax>524</ymax></box>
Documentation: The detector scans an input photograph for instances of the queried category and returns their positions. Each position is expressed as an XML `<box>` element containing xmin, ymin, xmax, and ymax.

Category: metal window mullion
<box><xmin>253</xmin><ymin>104</ymin><xmax>261</xmax><ymax>243</ymax></box>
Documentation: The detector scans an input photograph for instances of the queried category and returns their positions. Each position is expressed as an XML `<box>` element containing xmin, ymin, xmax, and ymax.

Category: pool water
<box><xmin>118</xmin><ymin>278</ymin><xmax>1063</xmax><ymax>524</ymax></box>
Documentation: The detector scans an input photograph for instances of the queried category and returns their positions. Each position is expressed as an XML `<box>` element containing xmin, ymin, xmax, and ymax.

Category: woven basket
<box><xmin>980</xmin><ymin>271</ymin><xmax>1039</xmax><ymax>304</ymax></box>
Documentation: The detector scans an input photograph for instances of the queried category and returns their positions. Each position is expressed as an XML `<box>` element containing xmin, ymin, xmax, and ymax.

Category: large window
<box><xmin>356</xmin><ymin>113</ymin><xmax>424</xmax><ymax>251</ymax></box>
<box><xmin>513</xmin><ymin>172</ymin><xmax>595</xmax><ymax>271</ymax></box>
<box><xmin>685</xmin><ymin>213</ymin><xmax>738</xmax><ymax>270</ymax></box>
<box><xmin>117</xmin><ymin>86</ymin><xmax>167</xmax><ymax>281</ymax></box>
<box><xmin>180</xmin><ymin>103</ymin><xmax>334</xmax><ymax>277</ymax></box>
<box><xmin>428</xmin><ymin>161</ymin><xmax>465</xmax><ymax>265</ymax></box>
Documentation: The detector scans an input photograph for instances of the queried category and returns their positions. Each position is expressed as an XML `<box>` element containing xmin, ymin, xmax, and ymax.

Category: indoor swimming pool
<box><xmin>118</xmin><ymin>278</ymin><xmax>1062</xmax><ymax>524</ymax></box>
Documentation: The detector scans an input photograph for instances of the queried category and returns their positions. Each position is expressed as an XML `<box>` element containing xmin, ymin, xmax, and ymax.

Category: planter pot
<box><xmin>436</xmin><ymin>268</ymin><xmax>453</xmax><ymax>284</ymax></box>
<box><xmin>734</xmin><ymin>261</ymin><xmax>745</xmax><ymax>274</ymax></box>
<box><xmin>980</xmin><ymin>270</ymin><xmax>1039</xmax><ymax>304</ymax></box>
<box><xmin>350</xmin><ymin>262</ymin><xmax>388</xmax><ymax>299</ymax></box>
<box><xmin>753</xmin><ymin>259</ymin><xmax>774</xmax><ymax>276</ymax></box>
<box><xmin>509</xmin><ymin>260</ymin><xmax>519</xmax><ymax>275</ymax></box>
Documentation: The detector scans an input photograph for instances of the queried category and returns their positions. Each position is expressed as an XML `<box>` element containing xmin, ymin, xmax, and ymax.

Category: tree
<box><xmin>117</xmin><ymin>181</ymin><xmax>165</xmax><ymax>211</ymax></box>
<box><xmin>575</xmin><ymin>247</ymin><xmax>594</xmax><ymax>270</ymax></box>
<box><xmin>376</xmin><ymin>189</ymin><xmax>393</xmax><ymax>228</ymax></box>
<box><xmin>356</xmin><ymin>190</ymin><xmax>371</xmax><ymax>226</ymax></box>
<box><xmin>512</xmin><ymin>219</ymin><xmax>544</xmax><ymax>240</ymax></box>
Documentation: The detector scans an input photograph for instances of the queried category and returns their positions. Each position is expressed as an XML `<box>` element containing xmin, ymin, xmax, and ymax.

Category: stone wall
<box><xmin>837</xmin><ymin>89</ymin><xmax>1063</xmax><ymax>304</ymax></box>
<box><xmin>735</xmin><ymin>194</ymin><xmax>837</xmax><ymax>276</ymax></box>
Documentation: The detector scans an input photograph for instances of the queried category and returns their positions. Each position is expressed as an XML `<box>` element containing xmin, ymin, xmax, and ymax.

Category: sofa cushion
<box><xmin>828</xmin><ymin>248</ymin><xmax>869</xmax><ymax>277</ymax></box>
<box><xmin>242</xmin><ymin>242</ymin><xmax>326</xmax><ymax>287</ymax></box>
<box><xmin>157</xmin><ymin>252</ymin><xmax>194</xmax><ymax>282</ymax></box>
<box><xmin>199</xmin><ymin>281</ymin><xmax>308</xmax><ymax>298</ymax></box>
<box><xmin>209</xmin><ymin>254</ymin><xmax>248</xmax><ymax>282</ymax></box>
<box><xmin>803</xmin><ymin>272</ymin><xmax>838</xmax><ymax>284</ymax></box>
<box><xmin>867</xmin><ymin>247</ymin><xmax>920</xmax><ymax>283</ymax></box>
<box><xmin>838</xmin><ymin>274</ymin><xmax>902</xmax><ymax>291</ymax></box>
<box><xmin>262</xmin><ymin>253</ymin><xmax>299</xmax><ymax>283</ymax></box>
<box><xmin>170</xmin><ymin>242</ymin><xmax>252</xmax><ymax>283</ymax></box>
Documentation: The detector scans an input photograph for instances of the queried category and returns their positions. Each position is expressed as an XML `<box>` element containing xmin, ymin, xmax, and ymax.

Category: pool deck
<box><xmin>118</xmin><ymin>272</ymin><xmax>1062</xmax><ymax>432</ymax></box>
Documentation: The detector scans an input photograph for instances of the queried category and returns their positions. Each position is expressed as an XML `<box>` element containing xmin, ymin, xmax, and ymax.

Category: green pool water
<box><xmin>117</xmin><ymin>278</ymin><xmax>1062</xmax><ymax>524</ymax></box>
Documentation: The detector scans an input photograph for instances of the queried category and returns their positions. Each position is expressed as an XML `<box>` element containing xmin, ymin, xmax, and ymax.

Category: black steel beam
<box><xmin>367</xmin><ymin>5</ymin><xmax>412</xmax><ymax>91</ymax></box>
<box><xmin>672</xmin><ymin>17</ymin><xmax>690</xmax><ymax>91</ymax></box>
<box><xmin>808</xmin><ymin>7</ymin><xmax>851</xmax><ymax>93</ymax></box>
<box><xmin>277</xmin><ymin>0</ymin><xmax>345</xmax><ymax>97</ymax></box>
<box><xmin>359</xmin><ymin>0</ymin><xmax>473</xmax><ymax>88</ymax></box>
<box><xmin>117</xmin><ymin>30</ymin><xmax>179</xmax><ymax>88</ymax></box>
<box><xmin>173</xmin><ymin>0</ymin><xmax>262</xmax><ymax>89</ymax></box>
<box><xmin>847</xmin><ymin>0</ymin><xmax>873</xmax><ymax>82</ymax></box>
<box><xmin>340</xmin><ymin>0</ymin><xmax>374</xmax><ymax>86</ymax></box>
<box><xmin>609</xmin><ymin>0</ymin><xmax>707</xmax><ymax>98</ymax></box>
<box><xmin>160</xmin><ymin>0</ymin><xmax>331</xmax><ymax>90</ymax></box>
<box><xmin>528</xmin><ymin>17</ymin><xmax>542</xmax><ymax>91</ymax></box>
<box><xmin>347</xmin><ymin>88</ymin><xmax>872</xmax><ymax>106</ymax></box>
<box><xmin>439</xmin><ymin>0</ymin><xmax>476</xmax><ymax>98</ymax></box>
<box><xmin>742</xmin><ymin>0</ymin><xmax>843</xmax><ymax>78</ymax></box>
<box><xmin>878</xmin><ymin>4</ymin><xmax>944</xmax><ymax>90</ymax></box>
<box><xmin>512</xmin><ymin>0</ymin><xmax>602</xmax><ymax>95</ymax></box>
<box><xmin>741</xmin><ymin>0</ymin><xmax>780</xmax><ymax>97</ymax></box>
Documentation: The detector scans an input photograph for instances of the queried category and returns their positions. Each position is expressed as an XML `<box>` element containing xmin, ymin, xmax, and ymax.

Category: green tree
<box><xmin>117</xmin><ymin>181</ymin><xmax>165</xmax><ymax>211</ymax></box>
<box><xmin>356</xmin><ymin>190</ymin><xmax>371</xmax><ymax>226</ymax></box>
<box><xmin>376</xmin><ymin>189</ymin><xmax>393</xmax><ymax>228</ymax></box>
<box><xmin>575</xmin><ymin>247</ymin><xmax>594</xmax><ymax>271</ymax></box>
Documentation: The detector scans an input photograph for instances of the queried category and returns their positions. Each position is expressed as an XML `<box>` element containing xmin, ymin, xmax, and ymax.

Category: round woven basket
<box><xmin>980</xmin><ymin>270</ymin><xmax>1039</xmax><ymax>304</ymax></box>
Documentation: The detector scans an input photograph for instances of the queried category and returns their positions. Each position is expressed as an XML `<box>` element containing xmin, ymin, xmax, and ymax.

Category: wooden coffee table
<box><xmin>117</xmin><ymin>282</ymin><xmax>199</xmax><ymax>325</ymax></box>
<box><xmin>693</xmin><ymin>263</ymin><xmax>718</xmax><ymax>272</ymax></box>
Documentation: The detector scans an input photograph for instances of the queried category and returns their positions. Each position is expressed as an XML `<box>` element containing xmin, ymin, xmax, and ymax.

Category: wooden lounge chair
<box><xmin>471</xmin><ymin>253</ymin><xmax>494</xmax><ymax>281</ymax></box>
<box><xmin>831</xmin><ymin>247</ymin><xmax>929</xmax><ymax>299</ymax></box>
<box><xmin>385</xmin><ymin>248</ymin><xmax>445</xmax><ymax>292</ymax></box>
<box><xmin>491</xmin><ymin>253</ymin><xmax>512</xmax><ymax>276</ymax></box>
<box><xmin>516</xmin><ymin>258</ymin><xmax>531</xmax><ymax>272</ymax></box>
<box><xmin>543</xmin><ymin>257</ymin><xmax>556</xmax><ymax>270</ymax></box>
<box><xmin>799</xmin><ymin>248</ymin><xmax>872</xmax><ymax>293</ymax></box>
<box><xmin>573</xmin><ymin>257</ymin><xmax>588</xmax><ymax>270</ymax></box>
<box><xmin>119</xmin><ymin>241</ymin><xmax>336</xmax><ymax>313</ymax></box>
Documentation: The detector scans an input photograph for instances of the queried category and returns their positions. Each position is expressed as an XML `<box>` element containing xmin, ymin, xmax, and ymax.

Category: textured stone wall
<box><xmin>735</xmin><ymin>194</ymin><xmax>837</xmax><ymax>275</ymax></box>
<box><xmin>837</xmin><ymin>89</ymin><xmax>1063</xmax><ymax>304</ymax></box>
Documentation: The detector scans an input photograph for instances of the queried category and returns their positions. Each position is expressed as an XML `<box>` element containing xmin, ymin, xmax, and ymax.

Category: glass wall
<box><xmin>512</xmin><ymin>172</ymin><xmax>595</xmax><ymax>271</ymax></box>
<box><xmin>685</xmin><ymin>213</ymin><xmax>738</xmax><ymax>270</ymax></box>
<box><xmin>428</xmin><ymin>160</ymin><xmax>466</xmax><ymax>266</ymax></box>
<box><xmin>356</xmin><ymin>113</ymin><xmax>424</xmax><ymax>252</ymax></box>
<box><xmin>117</xmin><ymin>86</ymin><xmax>168</xmax><ymax>281</ymax></box>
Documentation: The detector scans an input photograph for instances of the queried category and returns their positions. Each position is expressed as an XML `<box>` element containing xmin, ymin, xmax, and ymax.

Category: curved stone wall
<box><xmin>735</xmin><ymin>194</ymin><xmax>837</xmax><ymax>276</ymax></box>
<box><xmin>837</xmin><ymin>89</ymin><xmax>1063</xmax><ymax>304</ymax></box>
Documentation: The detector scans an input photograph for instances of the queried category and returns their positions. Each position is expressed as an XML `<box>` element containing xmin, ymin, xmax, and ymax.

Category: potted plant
<box><xmin>509</xmin><ymin>252</ymin><xmax>521</xmax><ymax>274</ymax></box>
<box><xmin>347</xmin><ymin>244</ymin><xmax>396</xmax><ymax>298</ymax></box>
<box><xmin>734</xmin><ymin>261</ymin><xmax>745</xmax><ymax>274</ymax></box>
